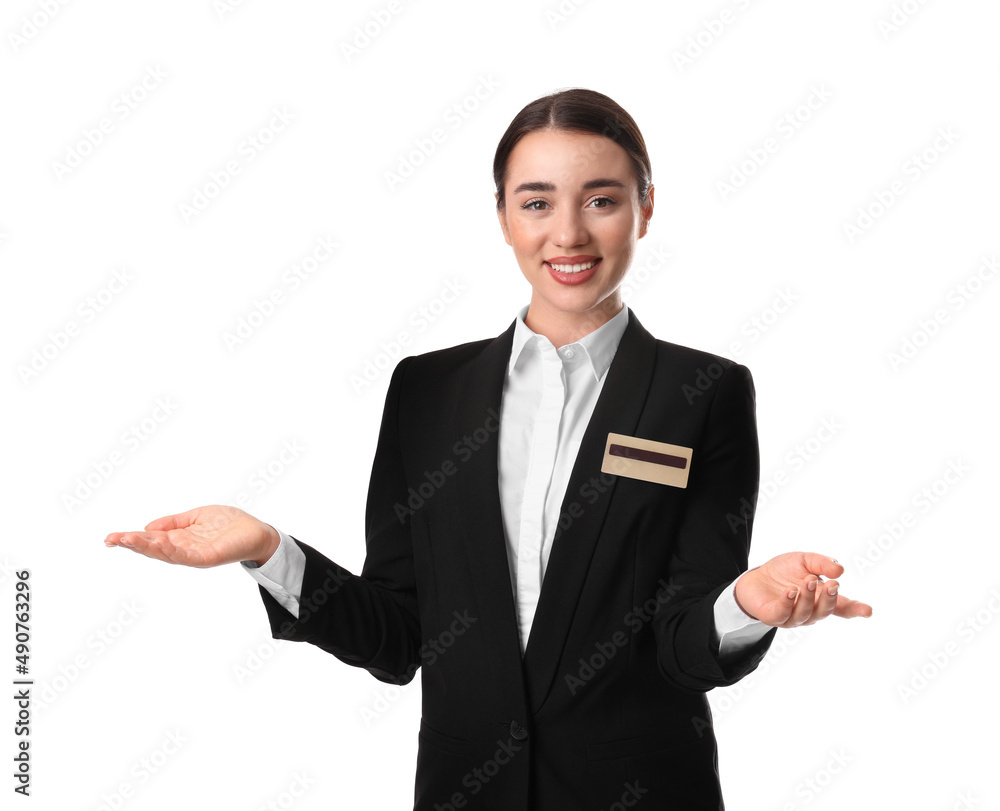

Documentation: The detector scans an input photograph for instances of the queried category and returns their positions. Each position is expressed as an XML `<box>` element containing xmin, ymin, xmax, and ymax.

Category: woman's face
<box><xmin>497</xmin><ymin>128</ymin><xmax>653</xmax><ymax>328</ymax></box>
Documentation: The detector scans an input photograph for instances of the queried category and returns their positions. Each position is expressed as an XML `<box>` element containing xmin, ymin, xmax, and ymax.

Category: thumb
<box><xmin>145</xmin><ymin>507</ymin><xmax>203</xmax><ymax>532</ymax></box>
<box><xmin>800</xmin><ymin>552</ymin><xmax>845</xmax><ymax>580</ymax></box>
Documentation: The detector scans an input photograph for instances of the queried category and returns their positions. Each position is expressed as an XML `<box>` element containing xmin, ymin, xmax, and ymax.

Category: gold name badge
<box><xmin>601</xmin><ymin>432</ymin><xmax>693</xmax><ymax>489</ymax></box>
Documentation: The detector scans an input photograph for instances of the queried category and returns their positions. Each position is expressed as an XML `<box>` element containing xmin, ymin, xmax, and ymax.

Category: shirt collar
<box><xmin>507</xmin><ymin>303</ymin><xmax>630</xmax><ymax>382</ymax></box>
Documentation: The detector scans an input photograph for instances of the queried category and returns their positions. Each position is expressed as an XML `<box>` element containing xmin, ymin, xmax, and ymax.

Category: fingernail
<box><xmin>828</xmin><ymin>587</ymin><xmax>838</xmax><ymax>596</ymax></box>
<box><xmin>808</xmin><ymin>579</ymin><xmax>817</xmax><ymax>591</ymax></box>
<box><xmin>788</xmin><ymin>589</ymin><xmax>798</xmax><ymax>600</ymax></box>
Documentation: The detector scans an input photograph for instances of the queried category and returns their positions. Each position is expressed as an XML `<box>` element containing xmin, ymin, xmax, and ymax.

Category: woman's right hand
<box><xmin>104</xmin><ymin>504</ymin><xmax>280</xmax><ymax>568</ymax></box>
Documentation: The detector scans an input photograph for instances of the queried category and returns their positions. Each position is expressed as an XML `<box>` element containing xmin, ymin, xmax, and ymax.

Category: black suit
<box><xmin>256</xmin><ymin>307</ymin><xmax>776</xmax><ymax>810</ymax></box>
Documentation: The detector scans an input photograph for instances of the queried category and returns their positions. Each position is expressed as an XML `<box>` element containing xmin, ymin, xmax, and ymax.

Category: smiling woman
<box><xmin>105</xmin><ymin>87</ymin><xmax>870</xmax><ymax>811</ymax></box>
<box><xmin>493</xmin><ymin>90</ymin><xmax>655</xmax><ymax>347</ymax></box>
<box><xmin>496</xmin><ymin>128</ymin><xmax>653</xmax><ymax>349</ymax></box>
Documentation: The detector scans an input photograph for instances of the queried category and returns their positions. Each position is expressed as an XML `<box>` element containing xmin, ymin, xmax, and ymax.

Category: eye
<box><xmin>520</xmin><ymin>198</ymin><xmax>549</xmax><ymax>211</ymax></box>
<box><xmin>589</xmin><ymin>196</ymin><xmax>616</xmax><ymax>209</ymax></box>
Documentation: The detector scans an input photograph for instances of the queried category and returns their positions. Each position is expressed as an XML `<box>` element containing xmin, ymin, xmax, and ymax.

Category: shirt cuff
<box><xmin>714</xmin><ymin>570</ymin><xmax>772</xmax><ymax>656</ymax></box>
<box><xmin>240</xmin><ymin>528</ymin><xmax>306</xmax><ymax>619</ymax></box>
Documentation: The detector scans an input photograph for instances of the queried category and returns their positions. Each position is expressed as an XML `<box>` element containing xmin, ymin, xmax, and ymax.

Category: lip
<box><xmin>546</xmin><ymin>257</ymin><xmax>602</xmax><ymax>285</ymax></box>
<box><xmin>546</xmin><ymin>255</ymin><xmax>600</xmax><ymax>264</ymax></box>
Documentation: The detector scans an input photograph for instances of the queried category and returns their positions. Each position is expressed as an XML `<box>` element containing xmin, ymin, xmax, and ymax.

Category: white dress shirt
<box><xmin>243</xmin><ymin>304</ymin><xmax>770</xmax><ymax>657</ymax></box>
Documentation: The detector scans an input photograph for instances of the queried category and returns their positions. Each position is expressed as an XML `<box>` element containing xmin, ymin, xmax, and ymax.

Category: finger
<box><xmin>802</xmin><ymin>579</ymin><xmax>839</xmax><ymax>625</ymax></box>
<box><xmin>785</xmin><ymin>577</ymin><xmax>820</xmax><ymax>626</ymax></box>
<box><xmin>109</xmin><ymin>531</ymin><xmax>178</xmax><ymax>564</ymax></box>
<box><xmin>767</xmin><ymin>583</ymin><xmax>804</xmax><ymax>627</ymax></box>
<box><xmin>105</xmin><ymin>531</ymin><xmax>155</xmax><ymax>549</ymax></box>
<box><xmin>800</xmin><ymin>553</ymin><xmax>845</xmax><ymax>580</ymax></box>
<box><xmin>833</xmin><ymin>594</ymin><xmax>873</xmax><ymax>619</ymax></box>
<box><xmin>145</xmin><ymin>506</ymin><xmax>206</xmax><ymax>532</ymax></box>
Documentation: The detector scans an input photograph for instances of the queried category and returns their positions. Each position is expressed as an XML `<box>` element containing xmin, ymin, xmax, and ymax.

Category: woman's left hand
<box><xmin>734</xmin><ymin>552</ymin><xmax>873</xmax><ymax>628</ymax></box>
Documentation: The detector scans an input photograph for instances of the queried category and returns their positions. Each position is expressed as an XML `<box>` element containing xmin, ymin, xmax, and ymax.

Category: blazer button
<box><xmin>509</xmin><ymin>721</ymin><xmax>528</xmax><ymax>741</ymax></box>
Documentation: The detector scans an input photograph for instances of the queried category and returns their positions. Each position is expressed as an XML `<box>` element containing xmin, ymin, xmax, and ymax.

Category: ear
<box><xmin>496</xmin><ymin>194</ymin><xmax>512</xmax><ymax>246</ymax></box>
<box><xmin>638</xmin><ymin>184</ymin><xmax>654</xmax><ymax>239</ymax></box>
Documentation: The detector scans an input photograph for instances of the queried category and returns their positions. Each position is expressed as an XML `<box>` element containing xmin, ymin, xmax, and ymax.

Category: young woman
<box><xmin>105</xmin><ymin>88</ymin><xmax>871</xmax><ymax>810</ymax></box>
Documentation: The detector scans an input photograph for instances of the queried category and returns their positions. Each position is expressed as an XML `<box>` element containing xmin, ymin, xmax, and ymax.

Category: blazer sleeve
<box><xmin>254</xmin><ymin>356</ymin><xmax>422</xmax><ymax>685</ymax></box>
<box><xmin>653</xmin><ymin>362</ymin><xmax>776</xmax><ymax>692</ymax></box>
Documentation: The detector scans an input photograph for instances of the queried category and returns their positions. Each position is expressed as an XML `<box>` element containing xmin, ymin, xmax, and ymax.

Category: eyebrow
<box><xmin>511</xmin><ymin>177</ymin><xmax>627</xmax><ymax>195</ymax></box>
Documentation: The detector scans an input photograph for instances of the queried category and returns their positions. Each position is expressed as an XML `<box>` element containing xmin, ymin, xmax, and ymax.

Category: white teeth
<box><xmin>549</xmin><ymin>259</ymin><xmax>598</xmax><ymax>273</ymax></box>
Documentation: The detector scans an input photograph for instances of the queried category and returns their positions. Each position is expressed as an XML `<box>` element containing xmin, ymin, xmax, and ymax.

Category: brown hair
<box><xmin>493</xmin><ymin>88</ymin><xmax>652</xmax><ymax>213</ymax></box>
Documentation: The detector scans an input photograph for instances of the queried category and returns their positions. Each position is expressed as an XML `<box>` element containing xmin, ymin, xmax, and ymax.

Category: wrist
<box><xmin>733</xmin><ymin>568</ymin><xmax>760</xmax><ymax>620</ymax></box>
<box><xmin>251</xmin><ymin>524</ymin><xmax>281</xmax><ymax>567</ymax></box>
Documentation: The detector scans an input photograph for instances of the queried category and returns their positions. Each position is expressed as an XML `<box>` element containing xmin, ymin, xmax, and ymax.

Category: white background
<box><xmin>2</xmin><ymin>1</ymin><xmax>998</xmax><ymax>809</ymax></box>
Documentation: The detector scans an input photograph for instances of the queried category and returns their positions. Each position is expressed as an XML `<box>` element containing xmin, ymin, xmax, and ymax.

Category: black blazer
<box><xmin>256</xmin><ymin>307</ymin><xmax>776</xmax><ymax>810</ymax></box>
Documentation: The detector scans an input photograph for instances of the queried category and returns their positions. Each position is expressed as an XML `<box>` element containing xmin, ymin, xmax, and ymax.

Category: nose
<box><xmin>552</xmin><ymin>204</ymin><xmax>589</xmax><ymax>249</ymax></box>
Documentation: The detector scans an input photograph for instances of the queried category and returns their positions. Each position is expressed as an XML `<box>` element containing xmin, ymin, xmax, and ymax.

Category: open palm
<box><xmin>104</xmin><ymin>504</ymin><xmax>278</xmax><ymax>568</ymax></box>
<box><xmin>734</xmin><ymin>552</ymin><xmax>873</xmax><ymax>628</ymax></box>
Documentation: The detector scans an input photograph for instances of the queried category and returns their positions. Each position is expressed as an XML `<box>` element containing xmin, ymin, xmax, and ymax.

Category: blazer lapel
<box><xmin>452</xmin><ymin>319</ymin><xmax>526</xmax><ymax>683</ymax></box>
<box><xmin>521</xmin><ymin>308</ymin><xmax>657</xmax><ymax>712</ymax></box>
<box><xmin>450</xmin><ymin>308</ymin><xmax>658</xmax><ymax>715</ymax></box>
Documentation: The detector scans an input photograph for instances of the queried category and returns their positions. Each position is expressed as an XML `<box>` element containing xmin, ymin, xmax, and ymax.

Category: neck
<box><xmin>524</xmin><ymin>296</ymin><xmax>623</xmax><ymax>348</ymax></box>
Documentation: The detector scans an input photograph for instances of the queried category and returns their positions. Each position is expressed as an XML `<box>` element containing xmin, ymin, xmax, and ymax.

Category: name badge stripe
<box><xmin>602</xmin><ymin>433</ymin><xmax>693</xmax><ymax>489</ymax></box>
<box><xmin>609</xmin><ymin>444</ymin><xmax>687</xmax><ymax>470</ymax></box>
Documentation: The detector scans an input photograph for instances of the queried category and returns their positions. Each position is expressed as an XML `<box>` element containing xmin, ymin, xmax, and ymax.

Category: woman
<box><xmin>105</xmin><ymin>88</ymin><xmax>871</xmax><ymax>810</ymax></box>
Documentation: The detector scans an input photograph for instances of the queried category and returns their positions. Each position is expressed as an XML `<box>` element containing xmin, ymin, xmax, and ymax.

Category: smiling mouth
<box><xmin>545</xmin><ymin>258</ymin><xmax>602</xmax><ymax>274</ymax></box>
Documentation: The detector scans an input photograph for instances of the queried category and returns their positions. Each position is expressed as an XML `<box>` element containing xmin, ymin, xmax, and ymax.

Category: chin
<box><xmin>545</xmin><ymin>291</ymin><xmax>605</xmax><ymax>313</ymax></box>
